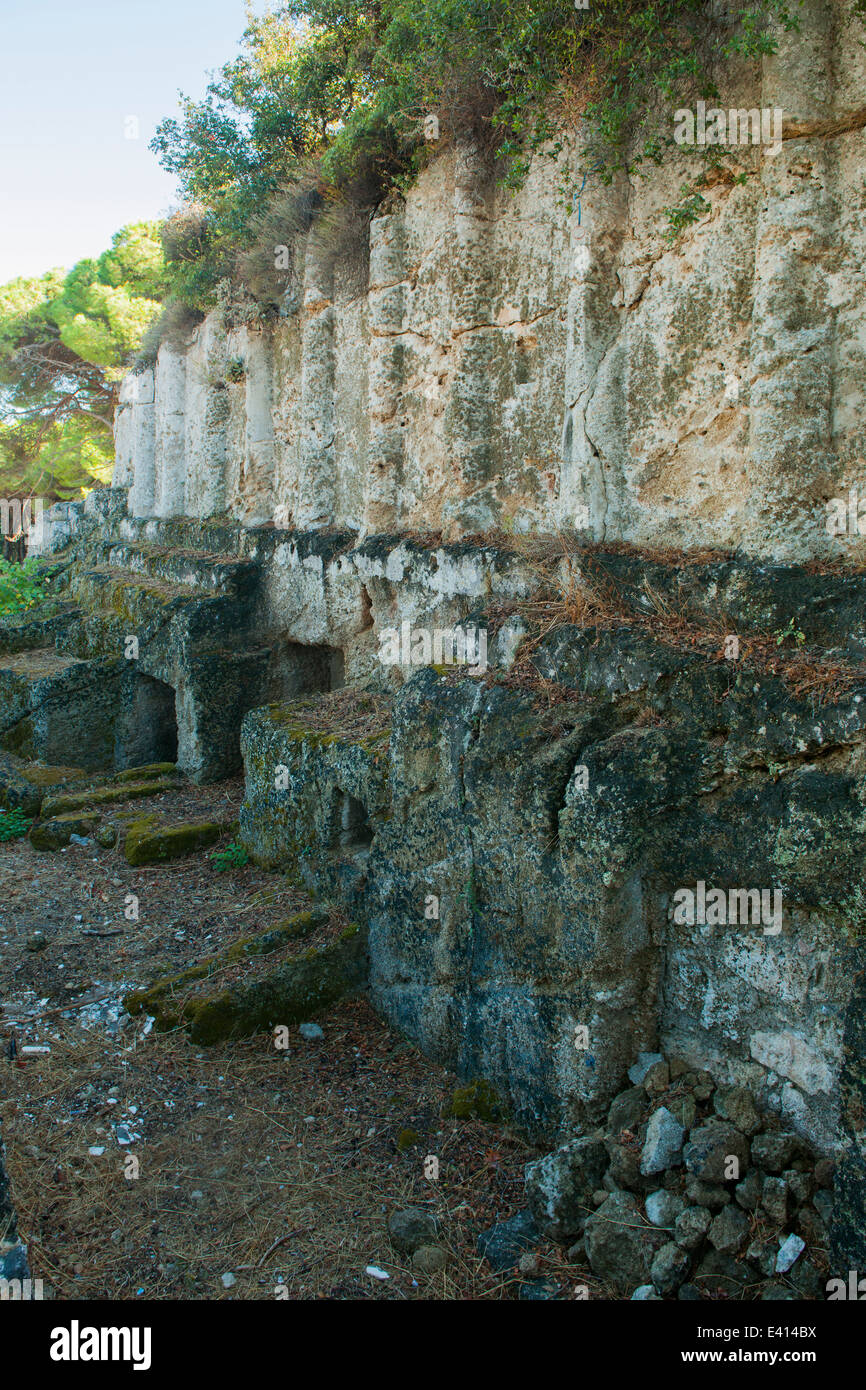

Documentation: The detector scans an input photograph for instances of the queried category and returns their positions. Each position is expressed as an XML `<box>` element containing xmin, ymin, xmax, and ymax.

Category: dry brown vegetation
<box><xmin>468</xmin><ymin>532</ymin><xmax>866</xmax><ymax>708</ymax></box>
<box><xmin>274</xmin><ymin>687</ymin><xmax>392</xmax><ymax>743</ymax></box>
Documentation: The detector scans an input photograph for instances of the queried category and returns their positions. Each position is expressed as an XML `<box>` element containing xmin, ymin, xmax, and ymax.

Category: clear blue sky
<box><xmin>0</xmin><ymin>0</ymin><xmax>262</xmax><ymax>283</ymax></box>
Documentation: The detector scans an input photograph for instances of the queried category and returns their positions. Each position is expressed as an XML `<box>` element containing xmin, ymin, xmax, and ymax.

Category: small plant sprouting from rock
<box><xmin>0</xmin><ymin>807</ymin><xmax>32</xmax><ymax>841</ymax></box>
<box><xmin>225</xmin><ymin>357</ymin><xmax>246</xmax><ymax>384</ymax></box>
<box><xmin>210</xmin><ymin>840</ymin><xmax>250</xmax><ymax>871</ymax></box>
<box><xmin>773</xmin><ymin>618</ymin><xmax>806</xmax><ymax>648</ymax></box>
<box><xmin>458</xmin><ymin>867</ymin><xmax>479</xmax><ymax>913</ymax></box>
<box><xmin>664</xmin><ymin>185</ymin><xmax>712</xmax><ymax>241</ymax></box>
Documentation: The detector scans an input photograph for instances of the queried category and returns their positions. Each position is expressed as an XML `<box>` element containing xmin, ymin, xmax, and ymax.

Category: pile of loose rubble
<box><xmin>523</xmin><ymin>1052</ymin><xmax>832</xmax><ymax>1300</ymax></box>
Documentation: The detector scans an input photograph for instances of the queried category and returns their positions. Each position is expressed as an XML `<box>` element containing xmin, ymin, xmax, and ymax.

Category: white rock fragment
<box><xmin>641</xmin><ymin>1106</ymin><xmax>685</xmax><ymax>1175</ymax></box>
<box><xmin>629</xmin><ymin>1052</ymin><xmax>664</xmax><ymax>1085</ymax></box>
<box><xmin>775</xmin><ymin>1233</ymin><xmax>805</xmax><ymax>1273</ymax></box>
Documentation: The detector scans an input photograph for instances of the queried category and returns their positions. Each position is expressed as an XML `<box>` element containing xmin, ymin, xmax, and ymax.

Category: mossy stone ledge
<box><xmin>123</xmin><ymin>819</ymin><xmax>224</xmax><ymax>865</ymax></box>
<box><xmin>30</xmin><ymin>811</ymin><xmax>101</xmax><ymax>851</ymax></box>
<box><xmin>124</xmin><ymin>913</ymin><xmax>368</xmax><ymax>1044</ymax></box>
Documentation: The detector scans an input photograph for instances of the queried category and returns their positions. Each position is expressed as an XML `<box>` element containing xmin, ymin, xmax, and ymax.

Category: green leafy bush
<box><xmin>0</xmin><ymin>558</ymin><xmax>50</xmax><ymax>616</ymax></box>
<box><xmin>145</xmin><ymin>0</ymin><xmax>863</xmax><ymax>326</ymax></box>
<box><xmin>148</xmin><ymin>0</ymin><xmax>839</xmax><ymax>315</ymax></box>
<box><xmin>210</xmin><ymin>840</ymin><xmax>250</xmax><ymax>871</ymax></box>
<box><xmin>0</xmin><ymin>807</ymin><xmax>32</xmax><ymax>841</ymax></box>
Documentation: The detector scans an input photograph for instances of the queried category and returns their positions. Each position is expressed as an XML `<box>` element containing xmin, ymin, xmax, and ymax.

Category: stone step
<box><xmin>0</xmin><ymin>647</ymin><xmax>124</xmax><ymax>768</ymax></box>
<box><xmin>0</xmin><ymin>648</ymin><xmax>91</xmax><ymax>736</ymax></box>
<box><xmin>116</xmin><ymin>514</ymin><xmax>245</xmax><ymax>557</ymax></box>
<box><xmin>239</xmin><ymin>691</ymin><xmax>392</xmax><ymax>909</ymax></box>
<box><xmin>123</xmin><ymin>906</ymin><xmax>367</xmax><ymax>1043</ymax></box>
<box><xmin>0</xmin><ymin>752</ymin><xmax>92</xmax><ymax>817</ymax></box>
<box><xmin>68</xmin><ymin>565</ymin><xmax>205</xmax><ymax>622</ymax></box>
<box><xmin>91</xmin><ymin>539</ymin><xmax>260</xmax><ymax>598</ymax></box>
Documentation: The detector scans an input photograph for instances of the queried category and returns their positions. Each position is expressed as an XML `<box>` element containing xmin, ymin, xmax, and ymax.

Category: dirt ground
<box><xmin>0</xmin><ymin>775</ymin><xmax>598</xmax><ymax>1300</ymax></box>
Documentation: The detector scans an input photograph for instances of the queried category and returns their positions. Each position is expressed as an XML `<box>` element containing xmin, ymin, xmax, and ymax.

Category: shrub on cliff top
<box><xmin>150</xmin><ymin>0</ymin><xmax>863</xmax><ymax>315</ymax></box>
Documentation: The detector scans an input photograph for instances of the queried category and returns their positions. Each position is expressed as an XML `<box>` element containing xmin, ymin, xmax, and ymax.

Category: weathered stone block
<box><xmin>124</xmin><ymin>819</ymin><xmax>222</xmax><ymax>865</ymax></box>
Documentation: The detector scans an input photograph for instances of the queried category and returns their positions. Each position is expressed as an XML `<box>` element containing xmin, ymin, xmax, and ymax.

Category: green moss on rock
<box><xmin>114</xmin><ymin>763</ymin><xmax>177</xmax><ymax>782</ymax></box>
<box><xmin>124</xmin><ymin>909</ymin><xmax>332</xmax><ymax>1018</ymax></box>
<box><xmin>43</xmin><ymin>779</ymin><xmax>175</xmax><ymax>817</ymax></box>
<box><xmin>21</xmin><ymin>764</ymin><xmax>87</xmax><ymax>787</ymax></box>
<box><xmin>30</xmin><ymin>811</ymin><xmax>101</xmax><ymax>851</ymax></box>
<box><xmin>442</xmin><ymin>1078</ymin><xmax>506</xmax><ymax>1124</ymax></box>
<box><xmin>124</xmin><ymin>820</ymin><xmax>223</xmax><ymax>866</ymax></box>
<box><xmin>0</xmin><ymin>757</ymin><xmax>89</xmax><ymax>818</ymax></box>
<box><xmin>185</xmin><ymin>927</ymin><xmax>368</xmax><ymax>1043</ymax></box>
<box><xmin>124</xmin><ymin>919</ymin><xmax>368</xmax><ymax>1044</ymax></box>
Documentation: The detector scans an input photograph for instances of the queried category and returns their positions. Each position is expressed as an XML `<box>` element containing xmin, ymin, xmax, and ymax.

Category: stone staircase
<box><xmin>93</xmin><ymin>538</ymin><xmax>260</xmax><ymax>598</ymax></box>
<box><xmin>0</xmin><ymin>508</ymin><xmax>274</xmax><ymax>783</ymax></box>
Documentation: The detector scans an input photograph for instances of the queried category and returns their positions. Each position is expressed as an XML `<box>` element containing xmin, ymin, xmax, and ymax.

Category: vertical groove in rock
<box><xmin>362</xmin><ymin>203</ymin><xmax>407</xmax><ymax>534</ymax></box>
<box><xmin>442</xmin><ymin>137</ymin><xmax>497</xmax><ymax>535</ymax></box>
<box><xmin>361</xmin><ymin>201</ymin><xmax>408</xmax><ymax>530</ymax></box>
<box><xmin>185</xmin><ymin>312</ymin><xmax>229</xmax><ymax>520</ymax></box>
<box><xmin>296</xmin><ymin>234</ymin><xmax>336</xmax><ymax>529</ymax></box>
<box><xmin>241</xmin><ymin>331</ymin><xmax>276</xmax><ymax>526</ymax></box>
<box><xmin>154</xmin><ymin>344</ymin><xmax>187</xmax><ymax>518</ymax></box>
<box><xmin>561</xmin><ymin>130</ymin><xmax>629</xmax><ymax>541</ymax></box>
<box><xmin>748</xmin><ymin>0</ymin><xmax>837</xmax><ymax>554</ymax></box>
<box><xmin>121</xmin><ymin>368</ymin><xmax>156</xmax><ymax>518</ymax></box>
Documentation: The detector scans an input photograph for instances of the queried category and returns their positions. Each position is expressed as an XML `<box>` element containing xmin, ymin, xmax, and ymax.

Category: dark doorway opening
<box><xmin>116</xmin><ymin>674</ymin><xmax>179</xmax><ymax>768</ymax></box>
<box><xmin>331</xmin><ymin>790</ymin><xmax>373</xmax><ymax>854</ymax></box>
<box><xmin>267</xmin><ymin>640</ymin><xmax>345</xmax><ymax>700</ymax></box>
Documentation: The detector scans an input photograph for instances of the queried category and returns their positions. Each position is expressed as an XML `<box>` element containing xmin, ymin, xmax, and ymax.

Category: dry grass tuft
<box><xmin>275</xmin><ymin>687</ymin><xmax>392</xmax><ymax>744</ymax></box>
<box><xmin>468</xmin><ymin>533</ymin><xmax>866</xmax><ymax>709</ymax></box>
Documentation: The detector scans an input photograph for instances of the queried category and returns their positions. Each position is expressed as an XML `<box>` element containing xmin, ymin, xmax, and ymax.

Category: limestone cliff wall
<box><xmin>114</xmin><ymin>0</ymin><xmax>866</xmax><ymax>561</ymax></box>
